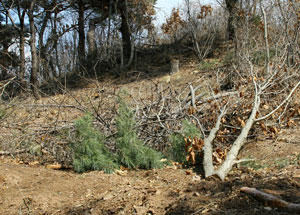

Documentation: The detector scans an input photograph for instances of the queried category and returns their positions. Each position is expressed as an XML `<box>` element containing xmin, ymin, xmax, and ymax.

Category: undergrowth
<box><xmin>168</xmin><ymin>120</ymin><xmax>202</xmax><ymax>163</ymax></box>
<box><xmin>71</xmin><ymin>114</ymin><xmax>117</xmax><ymax>173</ymax></box>
<box><xmin>71</xmin><ymin>92</ymin><xmax>164</xmax><ymax>173</ymax></box>
<box><xmin>115</xmin><ymin>92</ymin><xmax>163</xmax><ymax>169</ymax></box>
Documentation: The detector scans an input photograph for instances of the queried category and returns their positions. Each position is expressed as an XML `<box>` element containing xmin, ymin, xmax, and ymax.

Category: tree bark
<box><xmin>119</xmin><ymin>0</ymin><xmax>131</xmax><ymax>60</ymax></box>
<box><xmin>17</xmin><ymin>5</ymin><xmax>26</xmax><ymax>89</ymax></box>
<box><xmin>38</xmin><ymin>9</ymin><xmax>51</xmax><ymax>81</ymax></box>
<box><xmin>77</xmin><ymin>0</ymin><xmax>85</xmax><ymax>68</ymax></box>
<box><xmin>28</xmin><ymin>0</ymin><xmax>41</xmax><ymax>100</ymax></box>
<box><xmin>87</xmin><ymin>19</ymin><xmax>97</xmax><ymax>65</ymax></box>
<box><xmin>225</xmin><ymin>0</ymin><xmax>239</xmax><ymax>40</ymax></box>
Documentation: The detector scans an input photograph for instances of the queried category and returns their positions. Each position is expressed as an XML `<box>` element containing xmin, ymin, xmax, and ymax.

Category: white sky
<box><xmin>154</xmin><ymin>0</ymin><xmax>215</xmax><ymax>26</ymax></box>
<box><xmin>154</xmin><ymin>0</ymin><xmax>183</xmax><ymax>26</ymax></box>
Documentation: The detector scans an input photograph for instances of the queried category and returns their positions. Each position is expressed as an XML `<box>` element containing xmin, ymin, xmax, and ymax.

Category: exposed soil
<box><xmin>1</xmin><ymin>154</ymin><xmax>300</xmax><ymax>215</ymax></box>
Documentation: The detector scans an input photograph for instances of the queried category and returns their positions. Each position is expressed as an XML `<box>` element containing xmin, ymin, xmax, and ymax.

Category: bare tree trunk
<box><xmin>28</xmin><ymin>0</ymin><xmax>40</xmax><ymax>100</ymax></box>
<box><xmin>77</xmin><ymin>0</ymin><xmax>85</xmax><ymax>69</ymax></box>
<box><xmin>87</xmin><ymin>19</ymin><xmax>97</xmax><ymax>65</ymax></box>
<box><xmin>225</xmin><ymin>0</ymin><xmax>239</xmax><ymax>40</ymax></box>
<box><xmin>119</xmin><ymin>0</ymin><xmax>131</xmax><ymax>60</ymax></box>
<box><xmin>18</xmin><ymin>7</ymin><xmax>26</xmax><ymax>89</ymax></box>
<box><xmin>38</xmin><ymin>9</ymin><xmax>51</xmax><ymax>81</ymax></box>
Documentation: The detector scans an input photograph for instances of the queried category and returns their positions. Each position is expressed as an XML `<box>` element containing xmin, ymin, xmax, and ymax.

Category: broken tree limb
<box><xmin>215</xmin><ymin>83</ymin><xmax>261</xmax><ymax>180</ymax></box>
<box><xmin>203</xmin><ymin>106</ymin><xmax>227</xmax><ymax>177</ymax></box>
<box><xmin>241</xmin><ymin>187</ymin><xmax>300</xmax><ymax>213</ymax></box>
<box><xmin>0</xmin><ymin>76</ymin><xmax>16</xmax><ymax>97</ymax></box>
<box><xmin>189</xmin><ymin>84</ymin><xmax>196</xmax><ymax>109</ymax></box>
<box><xmin>184</xmin><ymin>91</ymin><xmax>237</xmax><ymax>109</ymax></box>
<box><xmin>197</xmin><ymin>91</ymin><xmax>238</xmax><ymax>105</ymax></box>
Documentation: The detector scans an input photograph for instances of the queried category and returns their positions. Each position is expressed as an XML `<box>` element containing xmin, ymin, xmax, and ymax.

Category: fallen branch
<box><xmin>197</xmin><ymin>91</ymin><xmax>238</xmax><ymax>105</ymax></box>
<box><xmin>203</xmin><ymin>106</ymin><xmax>227</xmax><ymax>177</ymax></box>
<box><xmin>10</xmin><ymin>103</ymin><xmax>86</xmax><ymax>112</ymax></box>
<box><xmin>0</xmin><ymin>149</ymin><xmax>28</xmax><ymax>156</ymax></box>
<box><xmin>189</xmin><ymin>84</ymin><xmax>196</xmax><ymax>108</ymax></box>
<box><xmin>184</xmin><ymin>91</ymin><xmax>238</xmax><ymax>109</ymax></box>
<box><xmin>241</xmin><ymin>187</ymin><xmax>300</xmax><ymax>213</ymax></box>
<box><xmin>0</xmin><ymin>76</ymin><xmax>16</xmax><ymax>97</ymax></box>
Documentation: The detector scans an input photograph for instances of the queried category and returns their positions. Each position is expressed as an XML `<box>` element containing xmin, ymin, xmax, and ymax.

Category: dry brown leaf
<box><xmin>186</xmin><ymin>170</ymin><xmax>191</xmax><ymax>175</ymax></box>
<box><xmin>260</xmin><ymin>122</ymin><xmax>267</xmax><ymax>131</ymax></box>
<box><xmin>237</xmin><ymin>117</ymin><xmax>246</xmax><ymax>127</ymax></box>
<box><xmin>214</xmin><ymin>88</ymin><xmax>219</xmax><ymax>94</ymax></box>
<box><xmin>184</xmin><ymin>137</ymin><xmax>192</xmax><ymax>152</ymax></box>
<box><xmin>269</xmin><ymin>127</ymin><xmax>279</xmax><ymax>134</ymax></box>
<box><xmin>120</xmin><ymin>165</ymin><xmax>129</xmax><ymax>171</ymax></box>
<box><xmin>186</xmin><ymin>151</ymin><xmax>196</xmax><ymax>164</ymax></box>
<box><xmin>287</xmin><ymin>120</ymin><xmax>296</xmax><ymax>127</ymax></box>
<box><xmin>240</xmin><ymin>90</ymin><xmax>245</xmax><ymax>97</ymax></box>
<box><xmin>262</xmin><ymin>104</ymin><xmax>269</xmax><ymax>110</ymax></box>
<box><xmin>188</xmin><ymin>106</ymin><xmax>196</xmax><ymax>115</ymax></box>
<box><xmin>221</xmin><ymin>117</ymin><xmax>226</xmax><ymax>123</ymax></box>
<box><xmin>213</xmin><ymin>152</ymin><xmax>222</xmax><ymax>164</ymax></box>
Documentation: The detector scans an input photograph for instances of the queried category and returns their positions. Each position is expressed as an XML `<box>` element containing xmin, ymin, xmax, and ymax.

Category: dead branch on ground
<box><xmin>241</xmin><ymin>187</ymin><xmax>300</xmax><ymax>213</ymax></box>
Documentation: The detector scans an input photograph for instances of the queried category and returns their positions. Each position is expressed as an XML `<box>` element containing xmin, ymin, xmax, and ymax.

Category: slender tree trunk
<box><xmin>53</xmin><ymin>9</ymin><xmax>60</xmax><ymax>78</ymax></box>
<box><xmin>119</xmin><ymin>0</ymin><xmax>131</xmax><ymax>59</ymax></box>
<box><xmin>87</xmin><ymin>19</ymin><xmax>97</xmax><ymax>66</ymax></box>
<box><xmin>78</xmin><ymin>0</ymin><xmax>85</xmax><ymax>69</ymax></box>
<box><xmin>18</xmin><ymin>8</ymin><xmax>26</xmax><ymax>89</ymax></box>
<box><xmin>38</xmin><ymin>10</ymin><xmax>51</xmax><ymax>81</ymax></box>
<box><xmin>225</xmin><ymin>0</ymin><xmax>239</xmax><ymax>40</ymax></box>
<box><xmin>28</xmin><ymin>0</ymin><xmax>41</xmax><ymax>100</ymax></box>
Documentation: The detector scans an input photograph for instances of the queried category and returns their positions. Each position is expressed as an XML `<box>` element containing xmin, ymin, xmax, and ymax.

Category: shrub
<box><xmin>115</xmin><ymin>93</ymin><xmax>163</xmax><ymax>169</ymax></box>
<box><xmin>168</xmin><ymin>120</ymin><xmax>202</xmax><ymax>163</ymax></box>
<box><xmin>71</xmin><ymin>114</ymin><xmax>117</xmax><ymax>173</ymax></box>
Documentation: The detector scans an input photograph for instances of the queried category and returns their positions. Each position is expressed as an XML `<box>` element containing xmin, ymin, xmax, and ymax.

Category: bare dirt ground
<box><xmin>1</xmin><ymin>57</ymin><xmax>300</xmax><ymax>214</ymax></box>
<box><xmin>1</xmin><ymin>147</ymin><xmax>300</xmax><ymax>215</ymax></box>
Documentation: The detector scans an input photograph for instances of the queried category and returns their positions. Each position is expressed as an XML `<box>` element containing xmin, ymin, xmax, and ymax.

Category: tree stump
<box><xmin>170</xmin><ymin>59</ymin><xmax>180</xmax><ymax>75</ymax></box>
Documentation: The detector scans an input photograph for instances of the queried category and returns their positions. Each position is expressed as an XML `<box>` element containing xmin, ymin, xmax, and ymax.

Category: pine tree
<box><xmin>71</xmin><ymin>114</ymin><xmax>117</xmax><ymax>173</ymax></box>
<box><xmin>115</xmin><ymin>93</ymin><xmax>163</xmax><ymax>169</ymax></box>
